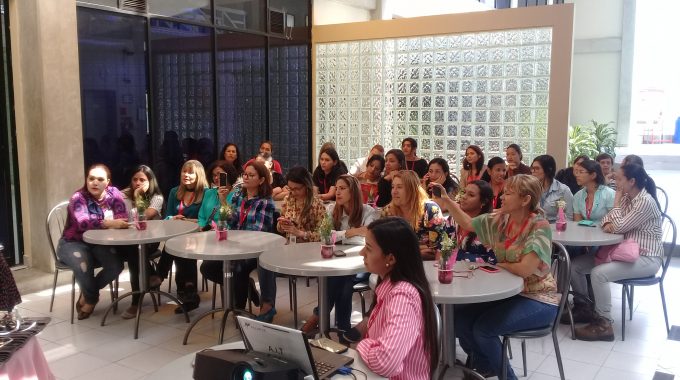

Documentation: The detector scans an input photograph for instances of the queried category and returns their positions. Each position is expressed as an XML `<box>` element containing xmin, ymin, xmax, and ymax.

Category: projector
<box><xmin>193</xmin><ymin>349</ymin><xmax>305</xmax><ymax>380</ymax></box>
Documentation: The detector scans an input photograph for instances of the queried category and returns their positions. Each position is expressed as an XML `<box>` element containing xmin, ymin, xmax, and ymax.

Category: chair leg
<box><xmin>70</xmin><ymin>274</ymin><xmax>76</xmax><ymax>324</ymax></box>
<box><xmin>359</xmin><ymin>291</ymin><xmax>366</xmax><ymax>316</ymax></box>
<box><xmin>552</xmin><ymin>331</ymin><xmax>566</xmax><ymax>380</ymax></box>
<box><xmin>202</xmin><ymin>276</ymin><xmax>208</xmax><ymax>292</ymax></box>
<box><xmin>628</xmin><ymin>285</ymin><xmax>634</xmax><ymax>321</ymax></box>
<box><xmin>521</xmin><ymin>339</ymin><xmax>527</xmax><ymax>377</ymax></box>
<box><xmin>621</xmin><ymin>285</ymin><xmax>627</xmax><ymax>341</ymax></box>
<box><xmin>567</xmin><ymin>305</ymin><xmax>576</xmax><ymax>340</ymax></box>
<box><xmin>501</xmin><ymin>337</ymin><xmax>509</xmax><ymax>380</ymax></box>
<box><xmin>112</xmin><ymin>277</ymin><xmax>119</xmax><ymax>313</ymax></box>
<box><xmin>50</xmin><ymin>270</ymin><xmax>59</xmax><ymax>312</ymax></box>
<box><xmin>288</xmin><ymin>277</ymin><xmax>293</xmax><ymax>310</ymax></box>
<box><xmin>660</xmin><ymin>283</ymin><xmax>670</xmax><ymax>335</ymax></box>
<box><xmin>211</xmin><ymin>282</ymin><xmax>217</xmax><ymax>319</ymax></box>
<box><xmin>168</xmin><ymin>265</ymin><xmax>173</xmax><ymax>293</ymax></box>
<box><xmin>508</xmin><ymin>340</ymin><xmax>513</xmax><ymax>359</ymax></box>
<box><xmin>292</xmin><ymin>277</ymin><xmax>298</xmax><ymax>328</ymax></box>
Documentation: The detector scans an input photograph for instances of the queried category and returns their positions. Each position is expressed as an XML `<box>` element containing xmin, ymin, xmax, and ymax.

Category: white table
<box><xmin>83</xmin><ymin>219</ymin><xmax>197</xmax><ymax>339</ymax></box>
<box><xmin>258</xmin><ymin>243</ymin><xmax>365</xmax><ymax>336</ymax></box>
<box><xmin>426</xmin><ymin>262</ymin><xmax>524</xmax><ymax>380</ymax></box>
<box><xmin>146</xmin><ymin>341</ymin><xmax>385</xmax><ymax>380</ymax></box>
<box><xmin>550</xmin><ymin>221</ymin><xmax>624</xmax><ymax>246</ymax></box>
<box><xmin>165</xmin><ymin>230</ymin><xmax>286</xmax><ymax>345</ymax></box>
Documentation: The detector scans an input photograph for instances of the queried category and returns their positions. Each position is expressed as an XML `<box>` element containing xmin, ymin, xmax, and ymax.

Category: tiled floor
<box><xmin>15</xmin><ymin>260</ymin><xmax>680</xmax><ymax>380</ymax></box>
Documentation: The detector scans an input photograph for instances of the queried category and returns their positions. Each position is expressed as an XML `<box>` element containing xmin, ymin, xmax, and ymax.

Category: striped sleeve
<box><xmin>602</xmin><ymin>195</ymin><xmax>658</xmax><ymax>235</ymax></box>
<box><xmin>522</xmin><ymin>218</ymin><xmax>552</xmax><ymax>266</ymax></box>
<box><xmin>356</xmin><ymin>285</ymin><xmax>423</xmax><ymax>377</ymax></box>
<box><xmin>471</xmin><ymin>213</ymin><xmax>500</xmax><ymax>248</ymax></box>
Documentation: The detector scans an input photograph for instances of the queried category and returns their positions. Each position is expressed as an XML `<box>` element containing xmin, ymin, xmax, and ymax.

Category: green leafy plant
<box><xmin>134</xmin><ymin>196</ymin><xmax>150</xmax><ymax>213</ymax></box>
<box><xmin>440</xmin><ymin>234</ymin><xmax>458</xmax><ymax>263</ymax></box>
<box><xmin>219</xmin><ymin>204</ymin><xmax>233</xmax><ymax>222</ymax></box>
<box><xmin>568</xmin><ymin>120</ymin><xmax>617</xmax><ymax>163</ymax></box>
<box><xmin>317</xmin><ymin>214</ymin><xmax>333</xmax><ymax>244</ymax></box>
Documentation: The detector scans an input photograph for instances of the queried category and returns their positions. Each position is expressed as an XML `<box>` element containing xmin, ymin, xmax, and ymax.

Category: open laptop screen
<box><xmin>237</xmin><ymin>316</ymin><xmax>316</xmax><ymax>377</ymax></box>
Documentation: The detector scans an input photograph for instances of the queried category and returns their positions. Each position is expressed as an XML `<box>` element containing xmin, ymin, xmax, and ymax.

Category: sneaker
<box><xmin>255</xmin><ymin>307</ymin><xmax>277</xmax><ymax>323</ymax></box>
<box><xmin>121</xmin><ymin>305</ymin><xmax>138</xmax><ymax>320</ymax></box>
<box><xmin>560</xmin><ymin>302</ymin><xmax>594</xmax><ymax>325</ymax></box>
<box><xmin>574</xmin><ymin>315</ymin><xmax>615</xmax><ymax>341</ymax></box>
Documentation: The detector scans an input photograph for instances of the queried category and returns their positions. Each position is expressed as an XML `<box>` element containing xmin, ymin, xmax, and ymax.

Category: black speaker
<box><xmin>193</xmin><ymin>349</ymin><xmax>305</xmax><ymax>380</ymax></box>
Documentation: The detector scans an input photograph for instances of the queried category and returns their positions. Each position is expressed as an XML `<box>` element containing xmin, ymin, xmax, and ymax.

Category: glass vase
<box><xmin>320</xmin><ymin>244</ymin><xmax>334</xmax><ymax>259</ymax></box>
<box><xmin>438</xmin><ymin>257</ymin><xmax>454</xmax><ymax>284</ymax></box>
<box><xmin>556</xmin><ymin>207</ymin><xmax>567</xmax><ymax>232</ymax></box>
<box><xmin>216</xmin><ymin>221</ymin><xmax>228</xmax><ymax>241</ymax></box>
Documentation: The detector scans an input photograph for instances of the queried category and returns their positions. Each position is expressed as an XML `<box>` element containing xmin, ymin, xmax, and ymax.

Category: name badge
<box><xmin>104</xmin><ymin>210</ymin><xmax>114</xmax><ymax>221</ymax></box>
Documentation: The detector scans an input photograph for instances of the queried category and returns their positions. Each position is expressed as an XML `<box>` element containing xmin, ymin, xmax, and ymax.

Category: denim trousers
<box><xmin>571</xmin><ymin>254</ymin><xmax>661</xmax><ymax>319</ymax></box>
<box><xmin>454</xmin><ymin>295</ymin><xmax>558</xmax><ymax>380</ymax></box>
<box><xmin>313</xmin><ymin>275</ymin><xmax>355</xmax><ymax>331</ymax></box>
<box><xmin>257</xmin><ymin>266</ymin><xmax>277</xmax><ymax>307</ymax></box>
<box><xmin>56</xmin><ymin>238</ymin><xmax>124</xmax><ymax>304</ymax></box>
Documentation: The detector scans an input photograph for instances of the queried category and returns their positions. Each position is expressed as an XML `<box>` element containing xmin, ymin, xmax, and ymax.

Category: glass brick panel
<box><xmin>315</xmin><ymin>27</ymin><xmax>552</xmax><ymax>168</ymax></box>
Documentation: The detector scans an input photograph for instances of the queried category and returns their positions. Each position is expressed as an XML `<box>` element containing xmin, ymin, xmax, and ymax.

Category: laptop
<box><xmin>236</xmin><ymin>316</ymin><xmax>354</xmax><ymax>379</ymax></box>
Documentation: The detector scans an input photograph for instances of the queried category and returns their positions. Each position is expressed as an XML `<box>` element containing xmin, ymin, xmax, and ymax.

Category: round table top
<box><xmin>426</xmin><ymin>262</ymin><xmax>524</xmax><ymax>304</ymax></box>
<box><xmin>82</xmin><ymin>219</ymin><xmax>197</xmax><ymax>245</ymax></box>
<box><xmin>550</xmin><ymin>221</ymin><xmax>624</xmax><ymax>246</ymax></box>
<box><xmin>164</xmin><ymin>230</ymin><xmax>286</xmax><ymax>261</ymax></box>
<box><xmin>146</xmin><ymin>341</ymin><xmax>384</xmax><ymax>380</ymax></box>
<box><xmin>258</xmin><ymin>243</ymin><xmax>366</xmax><ymax>277</ymax></box>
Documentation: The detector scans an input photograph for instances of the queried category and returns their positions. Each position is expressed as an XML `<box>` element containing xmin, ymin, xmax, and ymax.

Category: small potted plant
<box><xmin>318</xmin><ymin>214</ymin><xmax>334</xmax><ymax>259</ymax></box>
<box><xmin>438</xmin><ymin>234</ymin><xmax>457</xmax><ymax>284</ymax></box>
<box><xmin>216</xmin><ymin>203</ymin><xmax>232</xmax><ymax>241</ymax></box>
<box><xmin>555</xmin><ymin>198</ymin><xmax>567</xmax><ymax>232</ymax></box>
<box><xmin>134</xmin><ymin>196</ymin><xmax>150</xmax><ymax>230</ymax></box>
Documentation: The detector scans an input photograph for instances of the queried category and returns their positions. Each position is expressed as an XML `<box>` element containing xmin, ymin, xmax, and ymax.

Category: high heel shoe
<box><xmin>255</xmin><ymin>307</ymin><xmax>277</xmax><ymax>323</ymax></box>
<box><xmin>300</xmin><ymin>314</ymin><xmax>319</xmax><ymax>337</ymax></box>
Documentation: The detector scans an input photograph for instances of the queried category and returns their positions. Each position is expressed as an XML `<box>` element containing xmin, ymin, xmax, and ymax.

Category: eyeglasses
<box><xmin>243</xmin><ymin>173</ymin><xmax>259</xmax><ymax>179</ymax></box>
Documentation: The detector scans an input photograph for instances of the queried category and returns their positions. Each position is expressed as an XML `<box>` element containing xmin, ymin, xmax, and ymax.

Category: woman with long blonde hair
<box><xmin>382</xmin><ymin>170</ymin><xmax>446</xmax><ymax>260</ymax></box>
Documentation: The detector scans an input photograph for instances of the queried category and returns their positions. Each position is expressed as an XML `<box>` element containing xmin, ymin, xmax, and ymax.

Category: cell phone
<box><xmin>333</xmin><ymin>249</ymin><xmax>346</xmax><ymax>257</ymax></box>
<box><xmin>309</xmin><ymin>338</ymin><xmax>348</xmax><ymax>354</ymax></box>
<box><xmin>577</xmin><ymin>220</ymin><xmax>596</xmax><ymax>227</ymax></box>
<box><xmin>432</xmin><ymin>186</ymin><xmax>442</xmax><ymax>197</ymax></box>
<box><xmin>219</xmin><ymin>172</ymin><xmax>228</xmax><ymax>187</ymax></box>
<box><xmin>478</xmin><ymin>265</ymin><xmax>500</xmax><ymax>273</ymax></box>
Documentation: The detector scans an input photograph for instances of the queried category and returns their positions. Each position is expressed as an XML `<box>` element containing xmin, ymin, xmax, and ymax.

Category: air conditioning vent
<box><xmin>119</xmin><ymin>0</ymin><xmax>147</xmax><ymax>13</ymax></box>
<box><xmin>269</xmin><ymin>9</ymin><xmax>285</xmax><ymax>35</ymax></box>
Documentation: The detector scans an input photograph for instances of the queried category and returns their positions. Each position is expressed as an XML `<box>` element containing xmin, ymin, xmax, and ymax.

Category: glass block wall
<box><xmin>315</xmin><ymin>28</ymin><xmax>552</xmax><ymax>171</ymax></box>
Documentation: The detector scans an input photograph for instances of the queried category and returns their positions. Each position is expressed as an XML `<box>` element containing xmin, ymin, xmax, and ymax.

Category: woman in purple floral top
<box><xmin>58</xmin><ymin>164</ymin><xmax>128</xmax><ymax>320</ymax></box>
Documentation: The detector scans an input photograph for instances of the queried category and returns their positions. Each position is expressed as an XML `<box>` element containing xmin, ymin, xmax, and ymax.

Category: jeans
<box><xmin>200</xmin><ymin>259</ymin><xmax>258</xmax><ymax>309</ymax></box>
<box><xmin>257</xmin><ymin>266</ymin><xmax>276</xmax><ymax>307</ymax></box>
<box><xmin>571</xmin><ymin>254</ymin><xmax>661</xmax><ymax>319</ymax></box>
<box><xmin>313</xmin><ymin>275</ymin><xmax>355</xmax><ymax>331</ymax></box>
<box><xmin>56</xmin><ymin>238</ymin><xmax>124</xmax><ymax>304</ymax></box>
<box><xmin>455</xmin><ymin>296</ymin><xmax>558</xmax><ymax>380</ymax></box>
<box><xmin>157</xmin><ymin>250</ymin><xmax>197</xmax><ymax>292</ymax></box>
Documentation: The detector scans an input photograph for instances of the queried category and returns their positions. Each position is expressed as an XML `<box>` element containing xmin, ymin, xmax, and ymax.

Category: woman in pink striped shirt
<box><xmin>355</xmin><ymin>217</ymin><xmax>439</xmax><ymax>380</ymax></box>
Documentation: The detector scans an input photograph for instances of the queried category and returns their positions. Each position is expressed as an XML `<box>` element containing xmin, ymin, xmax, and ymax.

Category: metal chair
<box><xmin>352</xmin><ymin>281</ymin><xmax>371</xmax><ymax>316</ymax></box>
<box><xmin>657</xmin><ymin>186</ymin><xmax>669</xmax><ymax>214</ymax></box>
<box><xmin>501</xmin><ymin>242</ymin><xmax>570</xmax><ymax>380</ymax></box>
<box><xmin>615</xmin><ymin>213</ymin><xmax>676</xmax><ymax>340</ymax></box>
<box><xmin>46</xmin><ymin>201</ymin><xmax>118</xmax><ymax>324</ymax></box>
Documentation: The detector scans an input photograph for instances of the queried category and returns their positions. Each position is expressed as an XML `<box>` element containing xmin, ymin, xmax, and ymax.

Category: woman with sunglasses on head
<box><xmin>312</xmin><ymin>147</ymin><xmax>348</xmax><ymax>202</ymax></box>
<box><xmin>300</xmin><ymin>175</ymin><xmax>379</xmax><ymax>339</ymax></box>
<box><xmin>460</xmin><ymin>145</ymin><xmax>486</xmax><ymax>189</ymax></box>
<box><xmin>353</xmin><ymin>217</ymin><xmax>439</xmax><ymax>379</ymax></box>
<box><xmin>57</xmin><ymin>164</ymin><xmax>127</xmax><ymax>320</ymax></box>
<box><xmin>154</xmin><ymin>160</ymin><xmax>209</xmax><ymax>313</ymax></box>
<box><xmin>376</xmin><ymin>149</ymin><xmax>407</xmax><ymax>208</ymax></box>
<box><xmin>118</xmin><ymin>165</ymin><xmax>164</xmax><ymax>319</ymax></box>
<box><xmin>432</xmin><ymin>175</ymin><xmax>557</xmax><ymax>380</ymax></box>
<box><xmin>531</xmin><ymin>155</ymin><xmax>574</xmax><ymax>223</ymax></box>
<box><xmin>382</xmin><ymin>170</ymin><xmax>446</xmax><ymax>260</ymax></box>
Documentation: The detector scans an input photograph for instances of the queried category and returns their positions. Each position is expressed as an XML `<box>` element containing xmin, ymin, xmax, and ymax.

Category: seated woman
<box><xmin>450</xmin><ymin>180</ymin><xmax>496</xmax><ymax>264</ymax></box>
<box><xmin>422</xmin><ymin>158</ymin><xmax>459</xmax><ymax>212</ymax></box>
<box><xmin>118</xmin><ymin>165</ymin><xmax>164</xmax><ymax>319</ymax></box>
<box><xmin>376</xmin><ymin>149</ymin><xmax>406</xmax><ymax>207</ymax></box>
<box><xmin>278</xmin><ymin>167</ymin><xmax>327</xmax><ymax>243</ymax></box>
<box><xmin>255</xmin><ymin>152</ymin><xmax>287</xmax><ymax>200</ymax></box>
<box><xmin>433</xmin><ymin>174</ymin><xmax>557</xmax><ymax>380</ymax></box>
<box><xmin>244</xmin><ymin>140</ymin><xmax>283</xmax><ymax>174</ymax></box>
<box><xmin>57</xmin><ymin>164</ymin><xmax>127</xmax><ymax>320</ymax></box>
<box><xmin>459</xmin><ymin>144</ymin><xmax>486</xmax><ymax>189</ymax></box>
<box><xmin>357</xmin><ymin>154</ymin><xmax>384</xmax><ymax>205</ymax></box>
<box><xmin>596</xmin><ymin>153</ymin><xmax>616</xmax><ymax>190</ymax></box>
<box><xmin>481</xmin><ymin>156</ymin><xmax>507</xmax><ymax>210</ymax></box>
<box><xmin>353</xmin><ymin>217</ymin><xmax>439</xmax><ymax>379</ymax></box>
<box><xmin>531</xmin><ymin>155</ymin><xmax>574</xmax><ymax>223</ymax></box>
<box><xmin>312</xmin><ymin>147</ymin><xmax>347</xmax><ymax>201</ymax></box>
<box><xmin>570</xmin><ymin>164</ymin><xmax>663</xmax><ymax>341</ymax></box>
<box><xmin>572</xmin><ymin>159</ymin><xmax>614</xmax><ymax>223</ymax></box>
<box><xmin>197</xmin><ymin>161</ymin><xmax>240</xmax><ymax>228</ymax></box>
<box><xmin>555</xmin><ymin>155</ymin><xmax>588</xmax><ymax>195</ymax></box>
<box><xmin>505</xmin><ymin>144</ymin><xmax>531</xmax><ymax>177</ymax></box>
<box><xmin>219</xmin><ymin>142</ymin><xmax>244</xmax><ymax>177</ymax></box>
<box><xmin>350</xmin><ymin>144</ymin><xmax>384</xmax><ymax>176</ymax></box>
<box><xmin>155</xmin><ymin>160</ymin><xmax>208</xmax><ymax>313</ymax></box>
<box><xmin>300</xmin><ymin>175</ymin><xmax>379</xmax><ymax>338</ymax></box>
<box><xmin>382</xmin><ymin>170</ymin><xmax>446</xmax><ymax>260</ymax></box>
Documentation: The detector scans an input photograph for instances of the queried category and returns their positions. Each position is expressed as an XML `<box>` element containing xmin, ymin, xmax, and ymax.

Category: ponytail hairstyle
<box><xmin>620</xmin><ymin>164</ymin><xmax>660</xmax><ymax>211</ymax></box>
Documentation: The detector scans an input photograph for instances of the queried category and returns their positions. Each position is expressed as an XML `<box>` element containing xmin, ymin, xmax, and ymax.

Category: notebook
<box><xmin>236</xmin><ymin>316</ymin><xmax>354</xmax><ymax>379</ymax></box>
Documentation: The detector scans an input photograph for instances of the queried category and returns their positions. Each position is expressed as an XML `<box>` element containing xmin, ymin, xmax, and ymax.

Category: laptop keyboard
<box><xmin>315</xmin><ymin>360</ymin><xmax>334</xmax><ymax>376</ymax></box>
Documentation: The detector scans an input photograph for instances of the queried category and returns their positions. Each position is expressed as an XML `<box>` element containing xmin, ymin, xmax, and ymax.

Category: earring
<box><xmin>385</xmin><ymin>263</ymin><xmax>390</xmax><ymax>268</ymax></box>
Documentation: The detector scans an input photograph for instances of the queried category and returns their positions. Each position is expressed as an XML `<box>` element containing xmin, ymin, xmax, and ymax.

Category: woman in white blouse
<box><xmin>570</xmin><ymin>164</ymin><xmax>663</xmax><ymax>341</ymax></box>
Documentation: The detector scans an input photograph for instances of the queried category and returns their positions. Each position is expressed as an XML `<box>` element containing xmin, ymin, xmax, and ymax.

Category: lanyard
<box><xmin>586</xmin><ymin>193</ymin><xmax>594</xmax><ymax>220</ymax></box>
<box><xmin>457</xmin><ymin>225</ymin><xmax>468</xmax><ymax>247</ymax></box>
<box><xmin>504</xmin><ymin>216</ymin><xmax>531</xmax><ymax>250</ymax></box>
<box><xmin>239</xmin><ymin>198</ymin><xmax>254</xmax><ymax>227</ymax></box>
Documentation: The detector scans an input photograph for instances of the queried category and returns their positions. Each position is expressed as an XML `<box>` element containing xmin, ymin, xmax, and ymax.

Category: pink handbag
<box><xmin>594</xmin><ymin>239</ymin><xmax>640</xmax><ymax>265</ymax></box>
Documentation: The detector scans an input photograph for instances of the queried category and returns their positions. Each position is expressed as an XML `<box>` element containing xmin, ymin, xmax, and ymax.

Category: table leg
<box><xmin>318</xmin><ymin>276</ymin><xmax>330</xmax><ymax>337</ymax></box>
<box><xmin>437</xmin><ymin>304</ymin><xmax>485</xmax><ymax>380</ymax></box>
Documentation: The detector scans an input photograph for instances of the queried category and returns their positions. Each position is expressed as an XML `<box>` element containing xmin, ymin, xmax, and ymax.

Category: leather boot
<box><xmin>574</xmin><ymin>315</ymin><xmax>615</xmax><ymax>341</ymax></box>
<box><xmin>560</xmin><ymin>302</ymin><xmax>594</xmax><ymax>324</ymax></box>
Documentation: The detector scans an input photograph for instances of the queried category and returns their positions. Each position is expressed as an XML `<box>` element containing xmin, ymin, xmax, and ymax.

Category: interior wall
<box><xmin>313</xmin><ymin>0</ymin><xmax>372</xmax><ymax>25</ymax></box>
<box><xmin>10</xmin><ymin>0</ymin><xmax>84</xmax><ymax>271</ymax></box>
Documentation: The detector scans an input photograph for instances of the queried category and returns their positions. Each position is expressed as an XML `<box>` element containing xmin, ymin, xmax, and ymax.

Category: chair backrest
<box><xmin>46</xmin><ymin>201</ymin><xmax>70</xmax><ymax>264</ymax></box>
<box><xmin>434</xmin><ymin>303</ymin><xmax>442</xmax><ymax>367</ymax></box>
<box><xmin>657</xmin><ymin>186</ymin><xmax>669</xmax><ymax>214</ymax></box>
<box><xmin>549</xmin><ymin>242</ymin><xmax>571</xmax><ymax>329</ymax></box>
<box><xmin>659</xmin><ymin>213</ymin><xmax>677</xmax><ymax>282</ymax></box>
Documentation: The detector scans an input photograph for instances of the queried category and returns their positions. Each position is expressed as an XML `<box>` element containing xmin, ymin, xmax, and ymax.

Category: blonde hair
<box><xmin>177</xmin><ymin>160</ymin><xmax>209</xmax><ymax>204</ymax></box>
<box><xmin>504</xmin><ymin>174</ymin><xmax>544</xmax><ymax>216</ymax></box>
<box><xmin>386</xmin><ymin>170</ymin><xmax>430</xmax><ymax>230</ymax></box>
